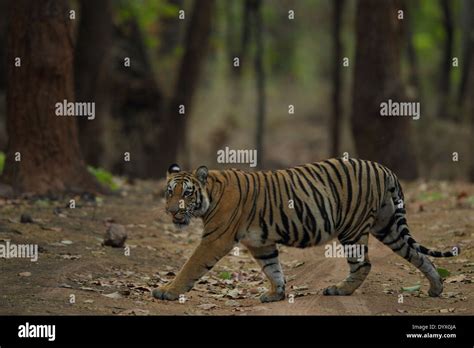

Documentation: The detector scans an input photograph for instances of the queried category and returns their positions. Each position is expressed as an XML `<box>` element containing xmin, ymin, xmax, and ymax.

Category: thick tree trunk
<box><xmin>155</xmin><ymin>0</ymin><xmax>214</xmax><ymax>176</ymax></box>
<box><xmin>75</xmin><ymin>0</ymin><xmax>113</xmax><ymax>167</ymax></box>
<box><xmin>351</xmin><ymin>0</ymin><xmax>419</xmax><ymax>180</ymax></box>
<box><xmin>0</xmin><ymin>0</ymin><xmax>7</xmax><ymax>151</ymax></box>
<box><xmin>331</xmin><ymin>0</ymin><xmax>344</xmax><ymax>158</ymax></box>
<box><xmin>1</xmin><ymin>0</ymin><xmax>102</xmax><ymax>196</ymax></box>
<box><xmin>466</xmin><ymin>3</ymin><xmax>474</xmax><ymax>181</ymax></box>
<box><xmin>437</xmin><ymin>0</ymin><xmax>454</xmax><ymax>118</ymax></box>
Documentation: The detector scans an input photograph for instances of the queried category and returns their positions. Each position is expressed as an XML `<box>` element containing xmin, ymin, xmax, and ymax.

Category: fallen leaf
<box><xmin>446</xmin><ymin>274</ymin><xmax>467</xmax><ymax>283</ymax></box>
<box><xmin>401</xmin><ymin>284</ymin><xmax>421</xmax><ymax>292</ymax></box>
<box><xmin>103</xmin><ymin>292</ymin><xmax>122</xmax><ymax>299</ymax></box>
<box><xmin>119</xmin><ymin>308</ymin><xmax>150</xmax><ymax>316</ymax></box>
<box><xmin>197</xmin><ymin>303</ymin><xmax>217</xmax><ymax>310</ymax></box>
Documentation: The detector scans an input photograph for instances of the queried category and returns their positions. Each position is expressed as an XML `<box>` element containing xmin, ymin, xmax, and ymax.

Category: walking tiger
<box><xmin>152</xmin><ymin>159</ymin><xmax>459</xmax><ymax>303</ymax></box>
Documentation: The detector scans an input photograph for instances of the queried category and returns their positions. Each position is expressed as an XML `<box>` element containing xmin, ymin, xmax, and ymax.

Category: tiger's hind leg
<box><xmin>323</xmin><ymin>233</ymin><xmax>371</xmax><ymax>296</ymax></box>
<box><xmin>246</xmin><ymin>244</ymin><xmax>286</xmax><ymax>302</ymax></box>
<box><xmin>371</xmin><ymin>194</ymin><xmax>443</xmax><ymax>297</ymax></box>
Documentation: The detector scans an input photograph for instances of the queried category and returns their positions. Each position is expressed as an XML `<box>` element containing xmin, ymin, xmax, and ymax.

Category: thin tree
<box><xmin>75</xmin><ymin>0</ymin><xmax>113</xmax><ymax>167</ymax></box>
<box><xmin>458</xmin><ymin>0</ymin><xmax>474</xmax><ymax>109</ymax></box>
<box><xmin>437</xmin><ymin>0</ymin><xmax>454</xmax><ymax>118</ymax></box>
<box><xmin>331</xmin><ymin>0</ymin><xmax>345</xmax><ymax>158</ymax></box>
<box><xmin>351</xmin><ymin>0</ymin><xmax>419</xmax><ymax>180</ymax></box>
<box><xmin>1</xmin><ymin>0</ymin><xmax>102</xmax><ymax>195</ymax></box>
<box><xmin>253</xmin><ymin>0</ymin><xmax>266</xmax><ymax>169</ymax></box>
<box><xmin>155</xmin><ymin>0</ymin><xmax>215</xmax><ymax>175</ymax></box>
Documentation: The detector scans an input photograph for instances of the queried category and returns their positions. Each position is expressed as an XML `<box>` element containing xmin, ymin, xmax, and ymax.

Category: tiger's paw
<box><xmin>260</xmin><ymin>291</ymin><xmax>286</xmax><ymax>303</ymax></box>
<box><xmin>322</xmin><ymin>285</ymin><xmax>352</xmax><ymax>296</ymax></box>
<box><xmin>152</xmin><ymin>286</ymin><xmax>180</xmax><ymax>301</ymax></box>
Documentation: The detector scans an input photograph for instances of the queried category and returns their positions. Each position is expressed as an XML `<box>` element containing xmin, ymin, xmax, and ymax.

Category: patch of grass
<box><xmin>0</xmin><ymin>152</ymin><xmax>5</xmax><ymax>175</ymax></box>
<box><xmin>218</xmin><ymin>271</ymin><xmax>232</xmax><ymax>280</ymax></box>
<box><xmin>467</xmin><ymin>196</ymin><xmax>474</xmax><ymax>207</ymax></box>
<box><xmin>417</xmin><ymin>191</ymin><xmax>444</xmax><ymax>202</ymax></box>
<box><xmin>87</xmin><ymin>166</ymin><xmax>119</xmax><ymax>191</ymax></box>
<box><xmin>437</xmin><ymin>267</ymin><xmax>450</xmax><ymax>278</ymax></box>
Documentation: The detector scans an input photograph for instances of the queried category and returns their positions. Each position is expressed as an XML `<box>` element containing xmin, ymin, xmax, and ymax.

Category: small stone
<box><xmin>18</xmin><ymin>272</ymin><xmax>32</xmax><ymax>277</ymax></box>
<box><xmin>20</xmin><ymin>214</ymin><xmax>34</xmax><ymax>223</ymax></box>
<box><xmin>103</xmin><ymin>224</ymin><xmax>127</xmax><ymax>248</ymax></box>
<box><xmin>224</xmin><ymin>300</ymin><xmax>240</xmax><ymax>307</ymax></box>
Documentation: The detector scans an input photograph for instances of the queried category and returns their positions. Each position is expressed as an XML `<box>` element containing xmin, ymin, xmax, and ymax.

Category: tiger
<box><xmin>152</xmin><ymin>158</ymin><xmax>459</xmax><ymax>303</ymax></box>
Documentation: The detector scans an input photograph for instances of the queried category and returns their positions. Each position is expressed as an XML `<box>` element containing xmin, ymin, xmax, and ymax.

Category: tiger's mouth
<box><xmin>172</xmin><ymin>213</ymin><xmax>191</xmax><ymax>227</ymax></box>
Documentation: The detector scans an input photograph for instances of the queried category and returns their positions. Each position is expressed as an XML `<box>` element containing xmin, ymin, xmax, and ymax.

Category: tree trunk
<box><xmin>331</xmin><ymin>0</ymin><xmax>344</xmax><ymax>158</ymax></box>
<box><xmin>109</xmin><ymin>19</ymin><xmax>163</xmax><ymax>178</ymax></box>
<box><xmin>155</xmin><ymin>0</ymin><xmax>214</xmax><ymax>176</ymax></box>
<box><xmin>158</xmin><ymin>0</ymin><xmax>184</xmax><ymax>57</ymax></box>
<box><xmin>0</xmin><ymin>0</ymin><xmax>7</xmax><ymax>151</ymax></box>
<box><xmin>75</xmin><ymin>0</ymin><xmax>113</xmax><ymax>167</ymax></box>
<box><xmin>458</xmin><ymin>0</ymin><xmax>474</xmax><ymax>109</ymax></box>
<box><xmin>1</xmin><ymin>0</ymin><xmax>102</xmax><ymax>196</ymax></box>
<box><xmin>0</xmin><ymin>0</ymin><xmax>6</xmax><ymax>91</ymax></box>
<box><xmin>405</xmin><ymin>0</ymin><xmax>421</xmax><ymax>99</ymax></box>
<box><xmin>466</xmin><ymin>2</ymin><xmax>474</xmax><ymax>181</ymax></box>
<box><xmin>351</xmin><ymin>0</ymin><xmax>419</xmax><ymax>180</ymax></box>
<box><xmin>437</xmin><ymin>0</ymin><xmax>454</xmax><ymax>119</ymax></box>
<box><xmin>253</xmin><ymin>0</ymin><xmax>266</xmax><ymax>169</ymax></box>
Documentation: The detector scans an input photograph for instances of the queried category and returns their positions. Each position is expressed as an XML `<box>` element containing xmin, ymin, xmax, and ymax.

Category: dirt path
<box><xmin>0</xmin><ymin>180</ymin><xmax>472</xmax><ymax>315</ymax></box>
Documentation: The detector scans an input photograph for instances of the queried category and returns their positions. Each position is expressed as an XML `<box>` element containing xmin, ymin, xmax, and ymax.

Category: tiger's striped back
<box><xmin>203</xmin><ymin>158</ymin><xmax>390</xmax><ymax>248</ymax></box>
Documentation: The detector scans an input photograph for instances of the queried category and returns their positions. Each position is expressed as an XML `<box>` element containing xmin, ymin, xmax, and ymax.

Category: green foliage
<box><xmin>417</xmin><ymin>191</ymin><xmax>444</xmax><ymax>202</ymax></box>
<box><xmin>437</xmin><ymin>267</ymin><xmax>451</xmax><ymax>278</ymax></box>
<box><xmin>115</xmin><ymin>0</ymin><xmax>180</xmax><ymax>49</ymax></box>
<box><xmin>87</xmin><ymin>166</ymin><xmax>119</xmax><ymax>191</ymax></box>
<box><xmin>218</xmin><ymin>271</ymin><xmax>232</xmax><ymax>280</ymax></box>
<box><xmin>0</xmin><ymin>152</ymin><xmax>4</xmax><ymax>175</ymax></box>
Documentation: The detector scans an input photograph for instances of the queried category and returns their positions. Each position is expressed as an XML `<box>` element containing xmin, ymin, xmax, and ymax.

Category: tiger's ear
<box><xmin>195</xmin><ymin>166</ymin><xmax>208</xmax><ymax>185</ymax></box>
<box><xmin>167</xmin><ymin>163</ymin><xmax>181</xmax><ymax>178</ymax></box>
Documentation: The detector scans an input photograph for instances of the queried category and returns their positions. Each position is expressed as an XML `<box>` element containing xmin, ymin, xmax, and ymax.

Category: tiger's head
<box><xmin>165</xmin><ymin>164</ymin><xmax>210</xmax><ymax>227</ymax></box>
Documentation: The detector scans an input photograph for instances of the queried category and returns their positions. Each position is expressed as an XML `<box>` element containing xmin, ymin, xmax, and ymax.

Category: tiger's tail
<box><xmin>388</xmin><ymin>174</ymin><xmax>460</xmax><ymax>258</ymax></box>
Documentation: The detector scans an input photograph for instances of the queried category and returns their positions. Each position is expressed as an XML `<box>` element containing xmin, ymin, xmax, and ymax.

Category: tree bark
<box><xmin>253</xmin><ymin>0</ymin><xmax>266</xmax><ymax>169</ymax></box>
<box><xmin>437</xmin><ymin>0</ymin><xmax>454</xmax><ymax>119</ymax></box>
<box><xmin>155</xmin><ymin>0</ymin><xmax>214</xmax><ymax>176</ymax></box>
<box><xmin>351</xmin><ymin>0</ymin><xmax>419</xmax><ymax>180</ymax></box>
<box><xmin>405</xmin><ymin>0</ymin><xmax>421</xmax><ymax>98</ymax></box>
<box><xmin>75</xmin><ymin>0</ymin><xmax>113</xmax><ymax>167</ymax></box>
<box><xmin>331</xmin><ymin>0</ymin><xmax>344</xmax><ymax>158</ymax></box>
<box><xmin>458</xmin><ymin>0</ymin><xmax>474</xmax><ymax>109</ymax></box>
<box><xmin>466</xmin><ymin>2</ymin><xmax>474</xmax><ymax>181</ymax></box>
<box><xmin>1</xmin><ymin>0</ymin><xmax>102</xmax><ymax>196</ymax></box>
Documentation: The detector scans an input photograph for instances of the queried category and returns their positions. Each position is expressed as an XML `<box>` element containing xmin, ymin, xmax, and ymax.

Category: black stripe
<box><xmin>256</xmin><ymin>250</ymin><xmax>279</xmax><ymax>260</ymax></box>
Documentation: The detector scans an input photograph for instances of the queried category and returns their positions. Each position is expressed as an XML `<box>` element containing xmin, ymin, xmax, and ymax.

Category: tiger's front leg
<box><xmin>152</xmin><ymin>238</ymin><xmax>234</xmax><ymax>301</ymax></box>
<box><xmin>246</xmin><ymin>244</ymin><xmax>286</xmax><ymax>303</ymax></box>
